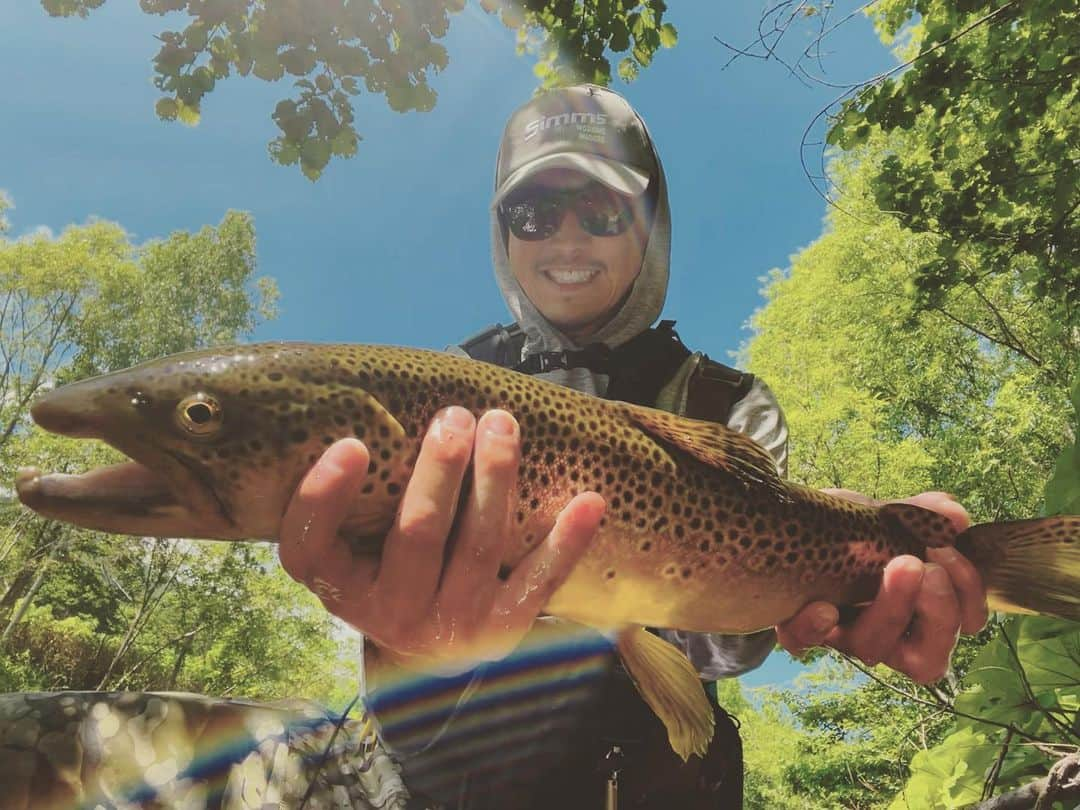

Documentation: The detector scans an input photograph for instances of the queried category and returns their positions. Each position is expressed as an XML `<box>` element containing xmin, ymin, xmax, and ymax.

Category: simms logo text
<box><xmin>524</xmin><ymin>112</ymin><xmax>607</xmax><ymax>141</ymax></box>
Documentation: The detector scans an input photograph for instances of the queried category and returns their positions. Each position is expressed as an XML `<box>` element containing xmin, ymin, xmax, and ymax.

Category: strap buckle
<box><xmin>533</xmin><ymin>351</ymin><xmax>569</xmax><ymax>372</ymax></box>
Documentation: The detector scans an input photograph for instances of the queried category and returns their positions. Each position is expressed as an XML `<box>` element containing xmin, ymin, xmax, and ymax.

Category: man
<box><xmin>278</xmin><ymin>85</ymin><xmax>988</xmax><ymax>808</ymax></box>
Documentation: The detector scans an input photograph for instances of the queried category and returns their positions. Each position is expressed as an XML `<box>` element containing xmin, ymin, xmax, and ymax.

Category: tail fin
<box><xmin>956</xmin><ymin>516</ymin><xmax>1080</xmax><ymax>622</ymax></box>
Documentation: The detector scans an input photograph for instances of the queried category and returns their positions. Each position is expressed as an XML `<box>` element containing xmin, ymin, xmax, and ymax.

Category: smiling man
<box><xmin>500</xmin><ymin>168</ymin><xmax>648</xmax><ymax>340</ymax></box>
<box><xmin>278</xmin><ymin>84</ymin><xmax>988</xmax><ymax>810</ymax></box>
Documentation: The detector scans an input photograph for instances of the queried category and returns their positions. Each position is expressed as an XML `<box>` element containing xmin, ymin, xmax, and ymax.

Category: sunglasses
<box><xmin>499</xmin><ymin>182</ymin><xmax>640</xmax><ymax>241</ymax></box>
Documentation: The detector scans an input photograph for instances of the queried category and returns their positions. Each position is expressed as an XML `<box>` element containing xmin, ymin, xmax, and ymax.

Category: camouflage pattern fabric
<box><xmin>0</xmin><ymin>691</ymin><xmax>410</xmax><ymax>810</ymax></box>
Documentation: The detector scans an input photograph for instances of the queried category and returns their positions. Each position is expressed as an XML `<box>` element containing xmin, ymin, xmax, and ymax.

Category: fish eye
<box><xmin>176</xmin><ymin>394</ymin><xmax>223</xmax><ymax>436</ymax></box>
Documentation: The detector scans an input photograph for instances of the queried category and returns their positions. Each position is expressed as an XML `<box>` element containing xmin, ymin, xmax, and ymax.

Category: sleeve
<box><xmin>661</xmin><ymin>375</ymin><xmax>790</xmax><ymax>679</ymax></box>
<box><xmin>656</xmin><ymin>627</ymin><xmax>777</xmax><ymax>679</ymax></box>
<box><xmin>726</xmin><ymin>376</ymin><xmax>789</xmax><ymax>478</ymax></box>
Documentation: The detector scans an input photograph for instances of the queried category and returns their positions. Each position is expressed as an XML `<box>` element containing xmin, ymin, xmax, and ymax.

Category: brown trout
<box><xmin>15</xmin><ymin>342</ymin><xmax>1080</xmax><ymax>759</ymax></box>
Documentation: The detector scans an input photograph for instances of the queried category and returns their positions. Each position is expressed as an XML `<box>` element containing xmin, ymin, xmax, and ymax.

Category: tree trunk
<box><xmin>0</xmin><ymin>560</ymin><xmax>50</xmax><ymax>648</ymax></box>
<box><xmin>0</xmin><ymin>525</ymin><xmax>64</xmax><ymax>648</ymax></box>
<box><xmin>95</xmin><ymin>542</ymin><xmax>181</xmax><ymax>690</ymax></box>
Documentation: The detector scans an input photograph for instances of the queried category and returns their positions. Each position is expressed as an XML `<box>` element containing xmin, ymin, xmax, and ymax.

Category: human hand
<box><xmin>277</xmin><ymin>406</ymin><xmax>605</xmax><ymax>674</ymax></box>
<box><xmin>775</xmin><ymin>490</ymin><xmax>989</xmax><ymax>683</ymax></box>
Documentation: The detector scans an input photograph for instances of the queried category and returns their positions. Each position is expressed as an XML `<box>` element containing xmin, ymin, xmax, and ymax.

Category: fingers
<box><xmin>901</xmin><ymin>492</ymin><xmax>971</xmax><ymax>533</ymax></box>
<box><xmin>279</xmin><ymin>410</ymin><xmax>604</xmax><ymax>671</ymax></box>
<box><xmin>279</xmin><ymin>438</ymin><xmax>373</xmax><ymax>585</ymax></box>
<box><xmin>376</xmin><ymin>407</ymin><xmax>475</xmax><ymax>609</ymax></box>
<box><xmin>490</xmin><ymin>492</ymin><xmax>605</xmax><ymax>650</ymax></box>
<box><xmin>927</xmin><ymin>546</ymin><xmax>989</xmax><ymax>634</ymax></box>
<box><xmin>775</xmin><ymin>602</ymin><xmax>839</xmax><ymax>656</ymax></box>
<box><xmin>278</xmin><ymin>439</ymin><xmax>379</xmax><ymax>622</ymax></box>
<box><xmin>439</xmin><ymin>410</ymin><xmax>521</xmax><ymax>624</ymax></box>
<box><xmin>820</xmin><ymin>488</ymin><xmax>879</xmax><ymax>507</ymax></box>
<box><xmin>788</xmin><ymin>490</ymin><xmax>985</xmax><ymax>684</ymax></box>
<box><xmin>883</xmin><ymin>563</ymin><xmax>962</xmax><ymax>683</ymax></box>
<box><xmin>824</xmin><ymin>556</ymin><xmax>925</xmax><ymax>666</ymax></box>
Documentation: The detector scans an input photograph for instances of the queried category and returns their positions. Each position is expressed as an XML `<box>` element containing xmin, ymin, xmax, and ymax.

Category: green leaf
<box><xmin>1044</xmin><ymin>375</ymin><xmax>1080</xmax><ymax>514</ymax></box>
<box><xmin>659</xmin><ymin>22</ymin><xmax>677</xmax><ymax>48</ymax></box>
<box><xmin>176</xmin><ymin>99</ymin><xmax>201</xmax><ymax>126</ymax></box>
<box><xmin>154</xmin><ymin>97</ymin><xmax>179</xmax><ymax>120</ymax></box>
<box><xmin>269</xmin><ymin>139</ymin><xmax>300</xmax><ymax>165</ymax></box>
<box><xmin>300</xmin><ymin>138</ymin><xmax>331</xmax><ymax>170</ymax></box>
<box><xmin>193</xmin><ymin>65</ymin><xmax>215</xmax><ymax>91</ymax></box>
<box><xmin>330</xmin><ymin>128</ymin><xmax>359</xmax><ymax>158</ymax></box>
<box><xmin>185</xmin><ymin>22</ymin><xmax>208</xmax><ymax>51</ymax></box>
<box><xmin>609</xmin><ymin>19</ymin><xmax>630</xmax><ymax>52</ymax></box>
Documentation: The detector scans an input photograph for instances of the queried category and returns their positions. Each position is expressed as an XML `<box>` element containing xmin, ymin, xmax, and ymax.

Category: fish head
<box><xmin>16</xmin><ymin>343</ymin><xmax>358</xmax><ymax>541</ymax></box>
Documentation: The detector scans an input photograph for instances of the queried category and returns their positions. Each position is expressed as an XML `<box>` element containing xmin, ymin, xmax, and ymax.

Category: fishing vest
<box><xmin>458</xmin><ymin>319</ymin><xmax>756</xmax><ymax>421</ymax></box>
<box><xmin>459</xmin><ymin>320</ymin><xmax>751</xmax><ymax>810</ymax></box>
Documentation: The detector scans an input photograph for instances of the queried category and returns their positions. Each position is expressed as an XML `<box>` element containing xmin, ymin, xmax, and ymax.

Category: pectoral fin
<box><xmin>337</xmin><ymin>390</ymin><xmax>411</xmax><ymax>545</ymax></box>
<box><xmin>616</xmin><ymin>625</ymin><xmax>715</xmax><ymax>761</ymax></box>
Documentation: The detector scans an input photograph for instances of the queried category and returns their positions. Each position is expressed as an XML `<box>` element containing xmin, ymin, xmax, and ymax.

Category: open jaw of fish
<box><xmin>15</xmin><ymin>376</ymin><xmax>243</xmax><ymax>541</ymax></box>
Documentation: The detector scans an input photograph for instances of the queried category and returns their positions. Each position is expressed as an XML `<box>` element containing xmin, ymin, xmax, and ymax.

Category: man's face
<box><xmin>506</xmin><ymin>168</ymin><xmax>650</xmax><ymax>342</ymax></box>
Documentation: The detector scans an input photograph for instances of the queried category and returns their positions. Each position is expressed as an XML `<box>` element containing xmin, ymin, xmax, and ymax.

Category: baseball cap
<box><xmin>492</xmin><ymin>84</ymin><xmax>658</xmax><ymax>208</ymax></box>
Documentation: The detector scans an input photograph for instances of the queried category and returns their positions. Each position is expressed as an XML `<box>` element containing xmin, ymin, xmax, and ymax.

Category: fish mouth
<box><xmin>17</xmin><ymin>461</ymin><xmax>177</xmax><ymax>516</ymax></box>
<box><xmin>15</xmin><ymin>451</ymin><xmax>236</xmax><ymax>540</ymax></box>
<box><xmin>18</xmin><ymin>377</ymin><xmax>240</xmax><ymax>539</ymax></box>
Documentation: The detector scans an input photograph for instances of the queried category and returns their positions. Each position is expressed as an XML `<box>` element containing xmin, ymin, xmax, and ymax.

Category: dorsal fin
<box><xmin>622</xmin><ymin>402</ymin><xmax>787</xmax><ymax>498</ymax></box>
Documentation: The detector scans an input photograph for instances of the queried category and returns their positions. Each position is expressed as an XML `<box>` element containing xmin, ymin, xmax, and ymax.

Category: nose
<box><xmin>550</xmin><ymin>207</ymin><xmax>590</xmax><ymax>243</ymax></box>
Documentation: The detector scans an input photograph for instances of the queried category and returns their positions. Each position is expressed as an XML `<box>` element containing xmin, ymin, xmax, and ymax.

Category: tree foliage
<box><xmin>40</xmin><ymin>0</ymin><xmax>678</xmax><ymax>179</ymax></box>
<box><xmin>746</xmin><ymin>136</ymin><xmax>1075</xmax><ymax>519</ymax></box>
<box><xmin>828</xmin><ymin>0</ymin><xmax>1080</xmax><ymax>317</ymax></box>
<box><xmin>889</xmin><ymin>382</ymin><xmax>1080</xmax><ymax>809</ymax></box>
<box><xmin>801</xmin><ymin>5</ymin><xmax>1080</xmax><ymax>798</ymax></box>
<box><xmin>0</xmin><ymin>204</ymin><xmax>356</xmax><ymax>709</ymax></box>
<box><xmin>743</xmin><ymin>91</ymin><xmax>1077</xmax><ymax>808</ymax></box>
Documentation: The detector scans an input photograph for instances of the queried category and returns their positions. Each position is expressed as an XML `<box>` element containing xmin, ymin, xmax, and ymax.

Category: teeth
<box><xmin>545</xmin><ymin>268</ymin><xmax>598</xmax><ymax>284</ymax></box>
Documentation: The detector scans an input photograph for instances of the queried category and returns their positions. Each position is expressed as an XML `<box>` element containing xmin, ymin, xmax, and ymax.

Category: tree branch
<box><xmin>970</xmin><ymin>751</ymin><xmax>1080</xmax><ymax>810</ymax></box>
<box><xmin>835</xmin><ymin>652</ymin><xmax>1055</xmax><ymax>746</ymax></box>
<box><xmin>929</xmin><ymin>303</ymin><xmax>1045</xmax><ymax>369</ymax></box>
<box><xmin>999</xmin><ymin>627</ymin><xmax>1080</xmax><ymax>744</ymax></box>
<box><xmin>963</xmin><ymin>279</ymin><xmax>1043</xmax><ymax>366</ymax></box>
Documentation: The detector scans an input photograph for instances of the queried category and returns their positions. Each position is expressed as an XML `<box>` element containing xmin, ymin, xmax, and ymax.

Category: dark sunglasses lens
<box><xmin>502</xmin><ymin>190</ymin><xmax>564</xmax><ymax>241</ymax></box>
<box><xmin>575</xmin><ymin>185</ymin><xmax>634</xmax><ymax>236</ymax></box>
<box><xmin>502</xmin><ymin>183</ymin><xmax>637</xmax><ymax>240</ymax></box>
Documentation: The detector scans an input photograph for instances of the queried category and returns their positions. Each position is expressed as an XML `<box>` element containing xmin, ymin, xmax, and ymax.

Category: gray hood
<box><xmin>490</xmin><ymin>122</ymin><xmax>672</xmax><ymax>397</ymax></box>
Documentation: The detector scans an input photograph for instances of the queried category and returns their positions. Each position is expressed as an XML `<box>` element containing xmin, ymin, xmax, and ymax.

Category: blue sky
<box><xmin>1</xmin><ymin>2</ymin><xmax>895</xmax><ymax>688</ymax></box>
